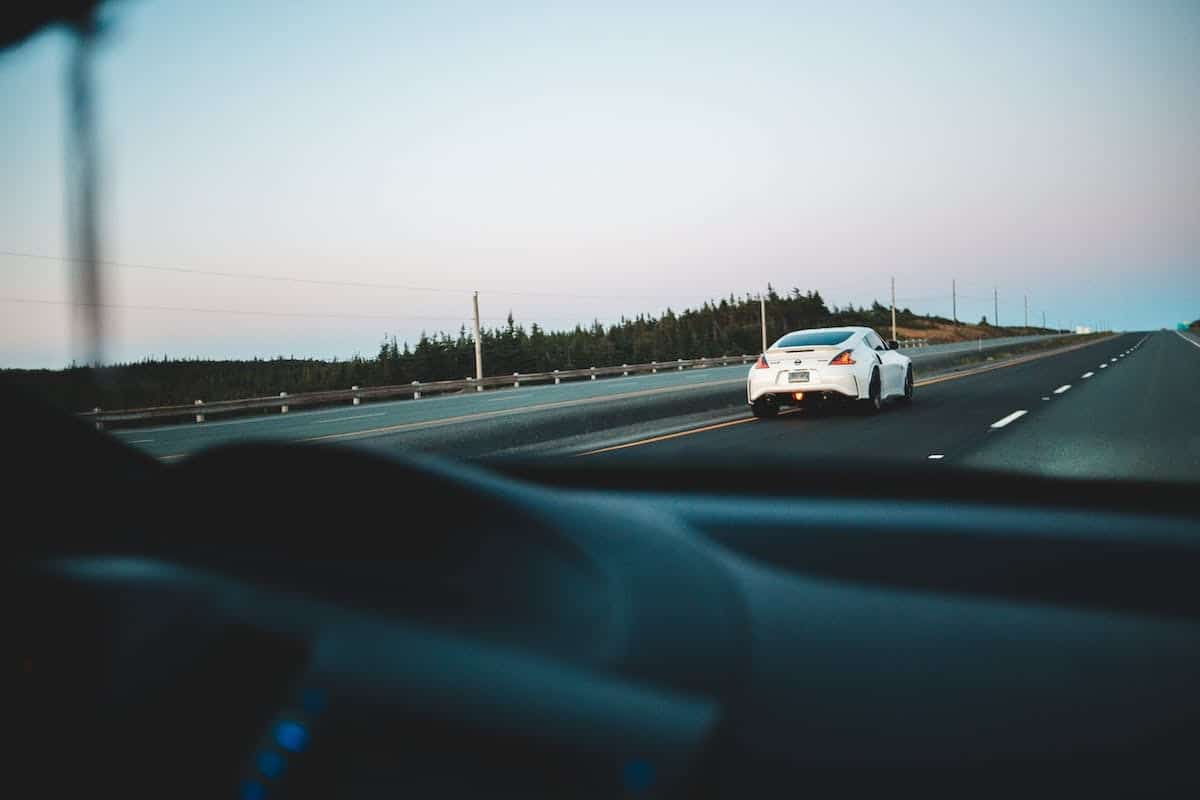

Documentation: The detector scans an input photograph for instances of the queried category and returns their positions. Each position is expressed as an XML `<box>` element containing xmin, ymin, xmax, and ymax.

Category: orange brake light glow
<box><xmin>829</xmin><ymin>350</ymin><xmax>855</xmax><ymax>366</ymax></box>
<box><xmin>755</xmin><ymin>355</ymin><xmax>771</xmax><ymax>369</ymax></box>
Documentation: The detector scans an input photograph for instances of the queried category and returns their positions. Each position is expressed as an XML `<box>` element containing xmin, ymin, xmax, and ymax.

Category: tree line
<box><xmin>3</xmin><ymin>287</ymin><xmax>1047</xmax><ymax>412</ymax></box>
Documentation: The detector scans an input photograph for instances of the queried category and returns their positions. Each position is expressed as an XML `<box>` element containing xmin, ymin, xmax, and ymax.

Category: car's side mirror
<box><xmin>887</xmin><ymin>339</ymin><xmax>900</xmax><ymax>350</ymax></box>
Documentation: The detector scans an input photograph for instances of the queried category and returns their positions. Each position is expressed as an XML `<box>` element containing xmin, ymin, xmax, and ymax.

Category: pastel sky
<box><xmin>2</xmin><ymin>0</ymin><xmax>1197</xmax><ymax>368</ymax></box>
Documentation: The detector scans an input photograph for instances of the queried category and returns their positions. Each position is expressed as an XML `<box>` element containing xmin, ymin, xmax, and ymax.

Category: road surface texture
<box><xmin>582</xmin><ymin>331</ymin><xmax>1198</xmax><ymax>483</ymax></box>
<box><xmin>110</xmin><ymin>334</ymin><xmax>1059</xmax><ymax>461</ymax></box>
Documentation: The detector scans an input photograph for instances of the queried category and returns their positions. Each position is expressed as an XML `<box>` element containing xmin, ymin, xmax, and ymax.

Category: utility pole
<box><xmin>993</xmin><ymin>286</ymin><xmax>999</xmax><ymax>328</ymax></box>
<box><xmin>760</xmin><ymin>294</ymin><xmax>767</xmax><ymax>353</ymax></box>
<box><xmin>890</xmin><ymin>276</ymin><xmax>897</xmax><ymax>342</ymax></box>
<box><xmin>472</xmin><ymin>291</ymin><xmax>483</xmax><ymax>386</ymax></box>
<box><xmin>952</xmin><ymin>279</ymin><xmax>957</xmax><ymax>325</ymax></box>
<box><xmin>1024</xmin><ymin>294</ymin><xmax>1028</xmax><ymax>329</ymax></box>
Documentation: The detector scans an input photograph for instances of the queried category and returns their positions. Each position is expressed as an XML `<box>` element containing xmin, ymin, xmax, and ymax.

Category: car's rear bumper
<box><xmin>747</xmin><ymin>370</ymin><xmax>860</xmax><ymax>404</ymax></box>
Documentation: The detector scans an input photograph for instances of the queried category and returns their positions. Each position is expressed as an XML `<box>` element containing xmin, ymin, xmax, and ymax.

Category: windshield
<box><xmin>2</xmin><ymin>1</ymin><xmax>1198</xmax><ymax>484</ymax></box>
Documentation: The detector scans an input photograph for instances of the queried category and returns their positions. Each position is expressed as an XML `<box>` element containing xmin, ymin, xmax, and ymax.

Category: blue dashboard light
<box><xmin>239</xmin><ymin>780</ymin><xmax>266</xmax><ymax>800</ymax></box>
<box><xmin>256</xmin><ymin>750</ymin><xmax>285</xmax><ymax>779</ymax></box>
<box><xmin>273</xmin><ymin>721</ymin><xmax>307</xmax><ymax>753</ymax></box>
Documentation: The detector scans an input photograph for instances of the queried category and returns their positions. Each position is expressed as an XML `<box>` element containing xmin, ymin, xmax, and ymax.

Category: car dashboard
<box><xmin>9</xmin><ymin>406</ymin><xmax>1200</xmax><ymax>799</ymax></box>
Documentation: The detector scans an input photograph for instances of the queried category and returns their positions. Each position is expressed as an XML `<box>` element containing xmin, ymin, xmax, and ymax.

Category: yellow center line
<box><xmin>574</xmin><ymin>417</ymin><xmax>760</xmax><ymax>456</ymax></box>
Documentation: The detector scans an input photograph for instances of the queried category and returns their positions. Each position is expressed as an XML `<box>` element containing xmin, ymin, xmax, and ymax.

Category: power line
<box><xmin>0</xmin><ymin>296</ymin><xmax>481</xmax><ymax>322</ymax></box>
<box><xmin>0</xmin><ymin>249</ymin><xmax>684</xmax><ymax>301</ymax></box>
<box><xmin>0</xmin><ymin>296</ymin><xmax>683</xmax><ymax>326</ymax></box>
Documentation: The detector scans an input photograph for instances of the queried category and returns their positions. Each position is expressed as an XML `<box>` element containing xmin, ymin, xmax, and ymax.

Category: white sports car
<box><xmin>747</xmin><ymin>326</ymin><xmax>913</xmax><ymax>418</ymax></box>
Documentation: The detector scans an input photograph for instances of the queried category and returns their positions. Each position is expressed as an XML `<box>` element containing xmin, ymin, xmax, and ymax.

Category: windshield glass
<box><xmin>771</xmin><ymin>331</ymin><xmax>855</xmax><ymax>349</ymax></box>
<box><xmin>2</xmin><ymin>1</ymin><xmax>1198</xmax><ymax>483</ymax></box>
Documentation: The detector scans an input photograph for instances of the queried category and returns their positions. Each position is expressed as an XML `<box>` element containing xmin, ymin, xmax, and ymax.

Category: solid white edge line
<box><xmin>1053</xmin><ymin>384</ymin><xmax>1071</xmax><ymax>394</ymax></box>
<box><xmin>1175</xmin><ymin>330</ymin><xmax>1200</xmax><ymax>350</ymax></box>
<box><xmin>990</xmin><ymin>410</ymin><xmax>1028</xmax><ymax>429</ymax></box>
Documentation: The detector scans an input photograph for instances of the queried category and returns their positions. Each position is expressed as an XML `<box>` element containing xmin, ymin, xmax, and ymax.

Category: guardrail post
<box><xmin>279</xmin><ymin>392</ymin><xmax>289</xmax><ymax>413</ymax></box>
<box><xmin>93</xmin><ymin>407</ymin><xmax>103</xmax><ymax>431</ymax></box>
<box><xmin>677</xmin><ymin>358</ymin><xmax>683</xmax><ymax>371</ymax></box>
<box><xmin>553</xmin><ymin>369</ymin><xmax>560</xmax><ymax>385</ymax></box>
<box><xmin>622</xmin><ymin>363</ymin><xmax>628</xmax><ymax>376</ymax></box>
<box><xmin>590</xmin><ymin>366</ymin><xmax>596</xmax><ymax>381</ymax></box>
<box><xmin>513</xmin><ymin>372</ymin><xmax>520</xmax><ymax>388</ymax></box>
<box><xmin>652</xmin><ymin>361</ymin><xmax>657</xmax><ymax>373</ymax></box>
<box><xmin>467</xmin><ymin>376</ymin><xmax>482</xmax><ymax>392</ymax></box>
<box><xmin>194</xmin><ymin>399</ymin><xmax>205</xmax><ymax>423</ymax></box>
<box><xmin>352</xmin><ymin>385</ymin><xmax>360</xmax><ymax>405</ymax></box>
<box><xmin>412</xmin><ymin>381</ymin><xmax>421</xmax><ymax>400</ymax></box>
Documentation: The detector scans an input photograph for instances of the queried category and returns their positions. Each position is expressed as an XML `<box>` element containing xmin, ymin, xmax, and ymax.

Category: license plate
<box><xmin>788</xmin><ymin>370</ymin><xmax>810</xmax><ymax>383</ymax></box>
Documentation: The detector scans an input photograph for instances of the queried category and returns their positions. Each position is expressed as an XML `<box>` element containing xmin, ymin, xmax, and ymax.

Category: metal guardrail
<box><xmin>896</xmin><ymin>338</ymin><xmax>930</xmax><ymax>348</ymax></box>
<box><xmin>80</xmin><ymin>354</ymin><xmax>762</xmax><ymax>427</ymax></box>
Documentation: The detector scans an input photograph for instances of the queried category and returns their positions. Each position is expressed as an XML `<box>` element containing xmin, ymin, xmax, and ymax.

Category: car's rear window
<box><xmin>771</xmin><ymin>331</ymin><xmax>855</xmax><ymax>348</ymax></box>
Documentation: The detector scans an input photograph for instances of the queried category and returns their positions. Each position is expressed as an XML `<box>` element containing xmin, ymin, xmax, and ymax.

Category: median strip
<box><xmin>304</xmin><ymin>377</ymin><xmax>746</xmax><ymax>444</ymax></box>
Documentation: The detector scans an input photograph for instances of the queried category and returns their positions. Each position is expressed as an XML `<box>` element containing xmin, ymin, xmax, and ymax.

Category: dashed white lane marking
<box><xmin>1082</xmin><ymin>372</ymin><xmax>1094</xmax><ymax>378</ymax></box>
<box><xmin>990</xmin><ymin>410</ymin><xmax>1028</xmax><ymax>429</ymax></box>
<box><xmin>1041</xmin><ymin>396</ymin><xmax>1050</xmax><ymax>400</ymax></box>
<box><xmin>927</xmin><ymin>453</ymin><xmax>945</xmax><ymax>460</ymax></box>
<box><xmin>1110</xmin><ymin>357</ymin><xmax>1118</xmax><ymax>362</ymax></box>
<box><xmin>1100</xmin><ymin>364</ymin><xmax>1108</xmax><ymax>369</ymax></box>
<box><xmin>307</xmin><ymin>412</ymin><xmax>385</xmax><ymax>426</ymax></box>
<box><xmin>1053</xmin><ymin>384</ymin><xmax>1071</xmax><ymax>394</ymax></box>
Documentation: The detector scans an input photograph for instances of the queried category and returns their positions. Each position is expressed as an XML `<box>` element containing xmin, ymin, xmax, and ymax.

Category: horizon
<box><xmin>2</xmin><ymin>1</ymin><xmax>1197</xmax><ymax>369</ymax></box>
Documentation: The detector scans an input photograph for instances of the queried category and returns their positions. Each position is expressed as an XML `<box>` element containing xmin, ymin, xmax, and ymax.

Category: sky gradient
<box><xmin>2</xmin><ymin>0</ymin><xmax>1198</xmax><ymax>368</ymax></box>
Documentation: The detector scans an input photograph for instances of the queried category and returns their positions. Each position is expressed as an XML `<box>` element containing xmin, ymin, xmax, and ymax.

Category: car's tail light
<box><xmin>829</xmin><ymin>350</ymin><xmax>855</xmax><ymax>365</ymax></box>
<box><xmin>755</xmin><ymin>355</ymin><xmax>771</xmax><ymax>369</ymax></box>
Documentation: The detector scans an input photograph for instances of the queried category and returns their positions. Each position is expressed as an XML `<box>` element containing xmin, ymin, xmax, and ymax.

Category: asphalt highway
<box><xmin>109</xmin><ymin>334</ymin><xmax>1058</xmax><ymax>461</ymax></box>
<box><xmin>583</xmin><ymin>331</ymin><xmax>1198</xmax><ymax>483</ymax></box>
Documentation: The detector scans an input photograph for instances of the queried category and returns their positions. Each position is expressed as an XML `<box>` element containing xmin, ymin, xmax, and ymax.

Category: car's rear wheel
<box><xmin>860</xmin><ymin>370</ymin><xmax>883</xmax><ymax>414</ymax></box>
<box><xmin>751</xmin><ymin>397</ymin><xmax>779</xmax><ymax>418</ymax></box>
<box><xmin>901</xmin><ymin>367</ymin><xmax>914</xmax><ymax>404</ymax></box>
